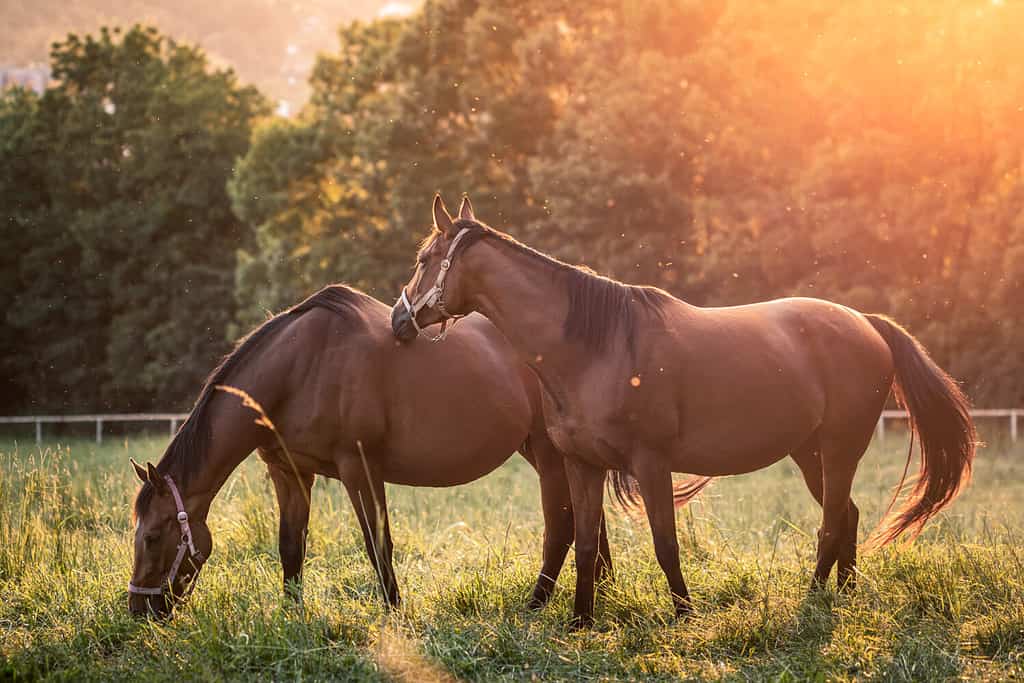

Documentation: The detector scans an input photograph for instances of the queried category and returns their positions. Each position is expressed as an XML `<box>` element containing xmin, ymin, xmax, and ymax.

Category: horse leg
<box><xmin>524</xmin><ymin>435</ymin><xmax>616</xmax><ymax>609</ymax></box>
<box><xmin>523</xmin><ymin>437</ymin><xmax>576</xmax><ymax>609</ymax></box>
<box><xmin>597</xmin><ymin>511</ymin><xmax>613</xmax><ymax>588</ymax></box>
<box><xmin>339</xmin><ymin>455</ymin><xmax>400</xmax><ymax>607</ymax></box>
<box><xmin>267</xmin><ymin>462</ymin><xmax>314</xmax><ymax>602</ymax></box>
<box><xmin>837</xmin><ymin>500</ymin><xmax>860</xmax><ymax>591</ymax></box>
<box><xmin>563</xmin><ymin>458</ymin><xmax>606</xmax><ymax>628</ymax></box>
<box><xmin>634</xmin><ymin>453</ymin><xmax>692</xmax><ymax>618</ymax></box>
<box><xmin>811</xmin><ymin>437</ymin><xmax>861</xmax><ymax>590</ymax></box>
<box><xmin>792</xmin><ymin>436</ymin><xmax>861</xmax><ymax>591</ymax></box>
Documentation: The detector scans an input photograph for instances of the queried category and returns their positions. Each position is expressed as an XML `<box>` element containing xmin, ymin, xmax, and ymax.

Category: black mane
<box><xmin>134</xmin><ymin>284</ymin><xmax>369</xmax><ymax>518</ymax></box>
<box><xmin>443</xmin><ymin>219</ymin><xmax>668</xmax><ymax>353</ymax></box>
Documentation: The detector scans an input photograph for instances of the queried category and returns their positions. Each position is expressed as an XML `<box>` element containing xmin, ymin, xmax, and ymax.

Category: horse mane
<box><xmin>134</xmin><ymin>284</ymin><xmax>370</xmax><ymax>518</ymax></box>
<box><xmin>439</xmin><ymin>219</ymin><xmax>668</xmax><ymax>353</ymax></box>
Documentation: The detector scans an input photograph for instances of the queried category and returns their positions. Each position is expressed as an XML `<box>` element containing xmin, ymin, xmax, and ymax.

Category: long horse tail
<box><xmin>863</xmin><ymin>313</ymin><xmax>977</xmax><ymax>548</ymax></box>
<box><xmin>607</xmin><ymin>471</ymin><xmax>712</xmax><ymax>513</ymax></box>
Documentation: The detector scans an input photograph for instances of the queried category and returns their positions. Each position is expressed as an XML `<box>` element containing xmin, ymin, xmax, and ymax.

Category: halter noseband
<box><xmin>128</xmin><ymin>474</ymin><xmax>204</xmax><ymax>599</ymax></box>
<box><xmin>399</xmin><ymin>226</ymin><xmax>471</xmax><ymax>342</ymax></box>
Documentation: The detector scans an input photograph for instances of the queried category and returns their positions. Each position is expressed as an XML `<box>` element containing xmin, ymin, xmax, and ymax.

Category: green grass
<box><xmin>1</xmin><ymin>431</ymin><xmax>1023</xmax><ymax>681</ymax></box>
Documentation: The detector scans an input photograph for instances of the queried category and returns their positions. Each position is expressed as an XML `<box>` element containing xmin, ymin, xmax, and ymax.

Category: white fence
<box><xmin>876</xmin><ymin>409</ymin><xmax>1019</xmax><ymax>442</ymax></box>
<box><xmin>0</xmin><ymin>409</ymin><xmax>1020</xmax><ymax>445</ymax></box>
<box><xmin>0</xmin><ymin>414</ymin><xmax>190</xmax><ymax>444</ymax></box>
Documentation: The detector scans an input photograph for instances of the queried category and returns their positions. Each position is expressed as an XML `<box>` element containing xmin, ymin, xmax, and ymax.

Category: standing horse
<box><xmin>128</xmin><ymin>284</ymin><xmax>614</xmax><ymax>618</ymax></box>
<box><xmin>391</xmin><ymin>195</ymin><xmax>976</xmax><ymax>626</ymax></box>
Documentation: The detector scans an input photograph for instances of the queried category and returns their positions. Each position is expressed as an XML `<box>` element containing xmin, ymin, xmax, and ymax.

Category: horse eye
<box><xmin>143</xmin><ymin>533</ymin><xmax>160</xmax><ymax>546</ymax></box>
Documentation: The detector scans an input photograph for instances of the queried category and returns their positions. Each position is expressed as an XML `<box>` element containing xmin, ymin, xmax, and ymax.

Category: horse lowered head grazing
<box><xmin>392</xmin><ymin>194</ymin><xmax>977</xmax><ymax>627</ymax></box>
<box><xmin>129</xmin><ymin>460</ymin><xmax>211</xmax><ymax>617</ymax></box>
<box><xmin>128</xmin><ymin>284</ymin><xmax>617</xmax><ymax>619</ymax></box>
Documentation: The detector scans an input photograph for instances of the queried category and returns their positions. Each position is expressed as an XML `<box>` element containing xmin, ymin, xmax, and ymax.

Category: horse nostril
<box><xmin>398</xmin><ymin>321</ymin><xmax>417</xmax><ymax>343</ymax></box>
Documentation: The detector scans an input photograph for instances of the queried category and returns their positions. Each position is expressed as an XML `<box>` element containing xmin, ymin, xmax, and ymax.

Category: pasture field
<box><xmin>1</xmin><ymin>430</ymin><xmax>1023</xmax><ymax>681</ymax></box>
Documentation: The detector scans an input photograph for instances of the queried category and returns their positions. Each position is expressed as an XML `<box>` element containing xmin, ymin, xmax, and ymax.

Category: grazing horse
<box><xmin>391</xmin><ymin>194</ymin><xmax>976</xmax><ymax>626</ymax></box>
<box><xmin>128</xmin><ymin>284</ymin><xmax>614</xmax><ymax>618</ymax></box>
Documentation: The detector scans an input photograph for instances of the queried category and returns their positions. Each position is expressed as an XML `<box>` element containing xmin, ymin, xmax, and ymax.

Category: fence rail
<box><xmin>0</xmin><ymin>414</ymin><xmax>190</xmax><ymax>444</ymax></box>
<box><xmin>0</xmin><ymin>408</ymin><xmax>1020</xmax><ymax>445</ymax></box>
<box><xmin>876</xmin><ymin>408</ymin><xmax>1020</xmax><ymax>443</ymax></box>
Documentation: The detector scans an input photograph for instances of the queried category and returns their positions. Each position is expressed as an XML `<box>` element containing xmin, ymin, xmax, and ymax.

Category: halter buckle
<box><xmin>177</xmin><ymin>511</ymin><xmax>188</xmax><ymax>523</ymax></box>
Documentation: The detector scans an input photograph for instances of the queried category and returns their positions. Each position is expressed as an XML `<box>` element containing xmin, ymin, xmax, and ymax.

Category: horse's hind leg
<box><xmin>837</xmin><ymin>500</ymin><xmax>860</xmax><ymax>591</ymax></box>
<box><xmin>597</xmin><ymin>513</ymin><xmax>612</xmax><ymax>587</ymax></box>
<box><xmin>811</xmin><ymin>431</ymin><xmax>872</xmax><ymax>590</ymax></box>
<box><xmin>524</xmin><ymin>438</ymin><xmax>575</xmax><ymax>609</ymax></box>
<box><xmin>337</xmin><ymin>452</ymin><xmax>400</xmax><ymax>607</ymax></box>
<box><xmin>266</xmin><ymin>460</ymin><xmax>314</xmax><ymax>602</ymax></box>
<box><xmin>793</xmin><ymin>433</ymin><xmax>865</xmax><ymax>592</ymax></box>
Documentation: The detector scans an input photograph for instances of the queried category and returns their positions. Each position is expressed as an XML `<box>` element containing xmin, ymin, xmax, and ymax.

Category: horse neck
<box><xmin>465</xmin><ymin>240</ymin><xmax>579</xmax><ymax>374</ymax></box>
<box><xmin>174</xmin><ymin>386</ymin><xmax>274</xmax><ymax>519</ymax></box>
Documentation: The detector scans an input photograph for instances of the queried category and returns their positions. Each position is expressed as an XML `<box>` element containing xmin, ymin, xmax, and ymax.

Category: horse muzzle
<box><xmin>391</xmin><ymin>300</ymin><xmax>419</xmax><ymax>343</ymax></box>
<box><xmin>128</xmin><ymin>589</ymin><xmax>173</xmax><ymax>620</ymax></box>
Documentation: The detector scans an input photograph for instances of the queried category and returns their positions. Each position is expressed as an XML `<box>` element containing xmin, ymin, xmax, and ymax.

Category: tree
<box><xmin>59</xmin><ymin>0</ymin><xmax>1015</xmax><ymax>413</ymax></box>
<box><xmin>2</xmin><ymin>26</ymin><xmax>268</xmax><ymax>412</ymax></box>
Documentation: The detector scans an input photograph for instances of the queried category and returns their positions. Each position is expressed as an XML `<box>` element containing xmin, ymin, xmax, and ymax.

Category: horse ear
<box><xmin>458</xmin><ymin>195</ymin><xmax>475</xmax><ymax>221</ymax></box>
<box><xmin>130</xmin><ymin>458</ymin><xmax>148</xmax><ymax>484</ymax></box>
<box><xmin>146</xmin><ymin>462</ymin><xmax>169</xmax><ymax>495</ymax></box>
<box><xmin>433</xmin><ymin>193</ymin><xmax>455</xmax><ymax>237</ymax></box>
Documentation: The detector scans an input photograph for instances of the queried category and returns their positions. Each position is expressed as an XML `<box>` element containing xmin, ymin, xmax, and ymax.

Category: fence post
<box><xmin>876</xmin><ymin>415</ymin><xmax>885</xmax><ymax>443</ymax></box>
<box><xmin>1012</xmin><ymin>411</ymin><xmax>1019</xmax><ymax>443</ymax></box>
<box><xmin>96</xmin><ymin>418</ymin><xmax>103</xmax><ymax>445</ymax></box>
<box><xmin>36</xmin><ymin>420</ymin><xmax>42</xmax><ymax>445</ymax></box>
<box><xmin>170</xmin><ymin>419</ymin><xmax>177</xmax><ymax>437</ymax></box>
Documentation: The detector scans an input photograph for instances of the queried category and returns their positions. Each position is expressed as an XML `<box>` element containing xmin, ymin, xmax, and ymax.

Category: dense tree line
<box><xmin>1</xmin><ymin>27</ymin><xmax>266</xmax><ymax>413</ymax></box>
<box><xmin>2</xmin><ymin>0</ymin><xmax>1022</xmax><ymax>413</ymax></box>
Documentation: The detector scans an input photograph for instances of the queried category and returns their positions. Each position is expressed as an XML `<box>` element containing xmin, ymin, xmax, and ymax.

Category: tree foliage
<box><xmin>3</xmin><ymin>1</ymin><xmax>1022</xmax><ymax>412</ymax></box>
<box><xmin>234</xmin><ymin>0</ymin><xmax>1022</xmax><ymax>406</ymax></box>
<box><xmin>1</xmin><ymin>26</ymin><xmax>267</xmax><ymax>412</ymax></box>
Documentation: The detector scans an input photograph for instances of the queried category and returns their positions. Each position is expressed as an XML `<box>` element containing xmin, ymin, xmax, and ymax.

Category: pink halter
<box><xmin>128</xmin><ymin>474</ymin><xmax>204</xmax><ymax>598</ymax></box>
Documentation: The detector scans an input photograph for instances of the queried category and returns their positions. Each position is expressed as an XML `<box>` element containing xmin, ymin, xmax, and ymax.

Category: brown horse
<box><xmin>128</xmin><ymin>284</ymin><xmax>614</xmax><ymax>618</ymax></box>
<box><xmin>391</xmin><ymin>195</ymin><xmax>976</xmax><ymax>626</ymax></box>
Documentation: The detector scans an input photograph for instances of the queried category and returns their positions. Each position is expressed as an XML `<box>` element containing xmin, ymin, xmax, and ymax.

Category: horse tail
<box><xmin>863</xmin><ymin>313</ymin><xmax>977</xmax><ymax>548</ymax></box>
<box><xmin>672</xmin><ymin>475</ymin><xmax>713</xmax><ymax>508</ymax></box>
<box><xmin>607</xmin><ymin>471</ymin><xmax>712</xmax><ymax>513</ymax></box>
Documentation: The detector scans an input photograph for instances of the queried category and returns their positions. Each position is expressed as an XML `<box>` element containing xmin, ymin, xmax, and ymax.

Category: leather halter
<box><xmin>399</xmin><ymin>227</ymin><xmax>471</xmax><ymax>342</ymax></box>
<box><xmin>128</xmin><ymin>474</ymin><xmax>204</xmax><ymax>598</ymax></box>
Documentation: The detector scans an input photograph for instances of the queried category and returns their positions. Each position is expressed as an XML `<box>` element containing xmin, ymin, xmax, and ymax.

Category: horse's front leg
<box><xmin>524</xmin><ymin>435</ymin><xmax>615</xmax><ymax>609</ymax></box>
<box><xmin>267</xmin><ymin>462</ymin><xmax>315</xmax><ymax>602</ymax></box>
<box><xmin>563</xmin><ymin>458</ymin><xmax>607</xmax><ymax>628</ymax></box>
<box><xmin>337</xmin><ymin>451</ymin><xmax>400</xmax><ymax>607</ymax></box>
<box><xmin>633</xmin><ymin>451</ymin><xmax>692</xmax><ymax>619</ymax></box>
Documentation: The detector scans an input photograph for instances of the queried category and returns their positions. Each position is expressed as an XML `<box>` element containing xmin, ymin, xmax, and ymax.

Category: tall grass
<box><xmin>1</xmin><ymin>434</ymin><xmax>1022</xmax><ymax>680</ymax></box>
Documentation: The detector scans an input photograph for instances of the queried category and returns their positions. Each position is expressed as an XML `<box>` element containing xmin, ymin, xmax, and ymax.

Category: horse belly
<box><xmin>380</xmin><ymin>431</ymin><xmax>522</xmax><ymax>487</ymax></box>
<box><xmin>670</xmin><ymin>360</ymin><xmax>823</xmax><ymax>476</ymax></box>
<box><xmin>675</xmin><ymin>429</ymin><xmax>804</xmax><ymax>476</ymax></box>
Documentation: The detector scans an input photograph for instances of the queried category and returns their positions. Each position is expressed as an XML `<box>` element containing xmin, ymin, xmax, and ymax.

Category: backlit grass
<box><xmin>1</xmin><ymin>428</ymin><xmax>1022</xmax><ymax>680</ymax></box>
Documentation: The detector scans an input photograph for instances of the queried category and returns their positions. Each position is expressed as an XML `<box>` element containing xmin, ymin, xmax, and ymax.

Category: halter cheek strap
<box><xmin>128</xmin><ymin>474</ymin><xmax>204</xmax><ymax>598</ymax></box>
<box><xmin>400</xmin><ymin>227</ymin><xmax>471</xmax><ymax>342</ymax></box>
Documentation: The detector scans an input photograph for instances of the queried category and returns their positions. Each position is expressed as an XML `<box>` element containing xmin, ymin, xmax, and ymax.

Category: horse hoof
<box><xmin>526</xmin><ymin>595</ymin><xmax>549</xmax><ymax>611</ymax></box>
<box><xmin>674</xmin><ymin>604</ymin><xmax>694</xmax><ymax>621</ymax></box>
<box><xmin>568</xmin><ymin>614</ymin><xmax>594</xmax><ymax>631</ymax></box>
